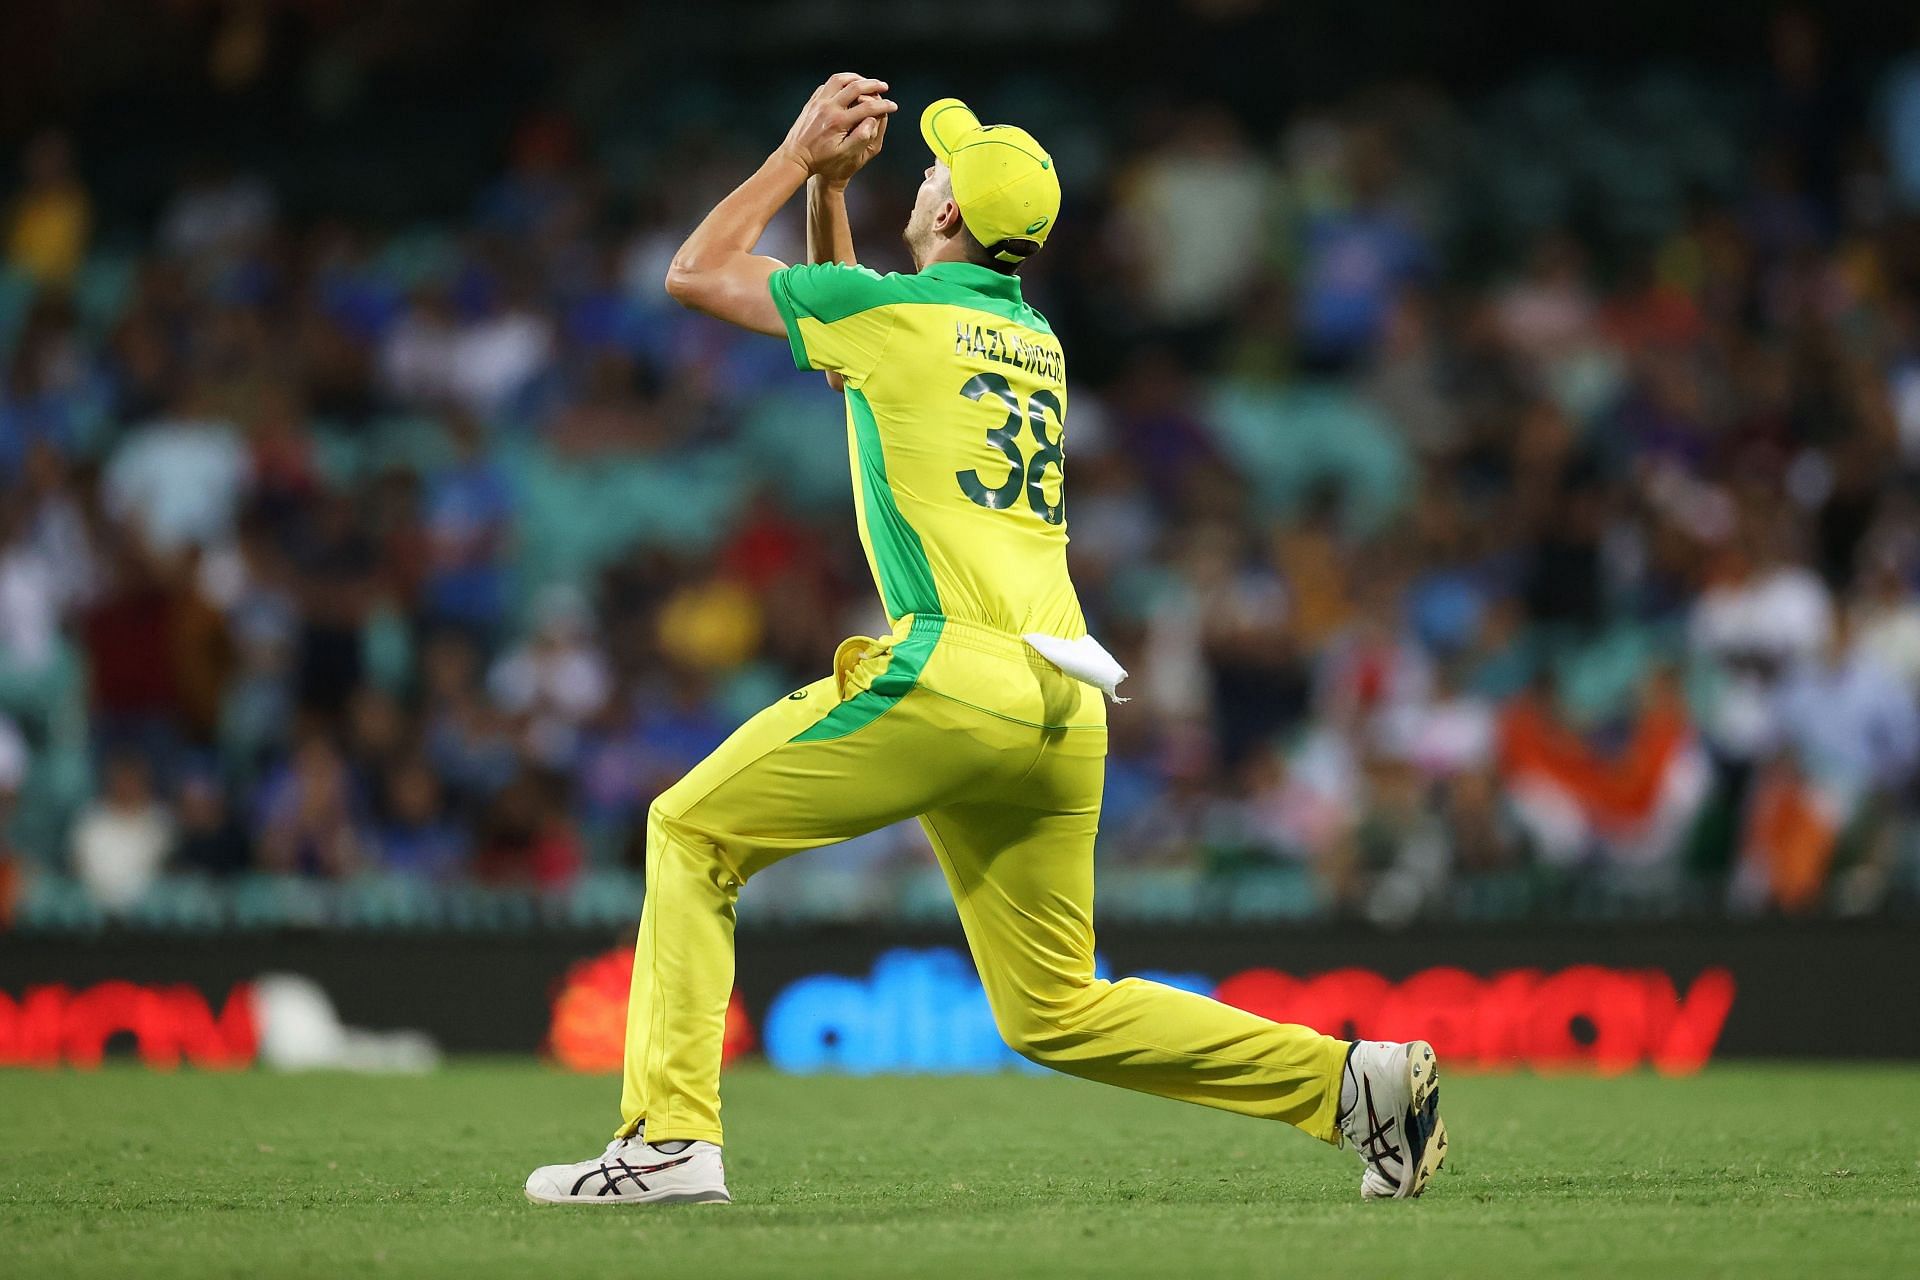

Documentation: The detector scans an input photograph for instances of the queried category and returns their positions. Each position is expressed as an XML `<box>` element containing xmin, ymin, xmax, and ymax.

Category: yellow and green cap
<box><xmin>919</xmin><ymin>97</ymin><xmax>1059</xmax><ymax>264</ymax></box>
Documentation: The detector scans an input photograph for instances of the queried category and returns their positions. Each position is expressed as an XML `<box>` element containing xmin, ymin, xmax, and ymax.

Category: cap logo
<box><xmin>1025</xmin><ymin>216</ymin><xmax>1050</xmax><ymax>234</ymax></box>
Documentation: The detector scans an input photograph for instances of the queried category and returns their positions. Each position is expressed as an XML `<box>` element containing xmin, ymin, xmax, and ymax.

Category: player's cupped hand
<box><xmin>781</xmin><ymin>72</ymin><xmax>895</xmax><ymax>183</ymax></box>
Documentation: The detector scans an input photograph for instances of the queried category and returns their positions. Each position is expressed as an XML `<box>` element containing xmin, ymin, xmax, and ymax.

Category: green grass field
<box><xmin>3</xmin><ymin>1062</ymin><xmax>1917</xmax><ymax>1279</ymax></box>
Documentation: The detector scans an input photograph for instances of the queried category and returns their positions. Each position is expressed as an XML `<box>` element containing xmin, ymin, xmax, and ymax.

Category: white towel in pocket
<box><xmin>1022</xmin><ymin>632</ymin><xmax>1129</xmax><ymax>702</ymax></box>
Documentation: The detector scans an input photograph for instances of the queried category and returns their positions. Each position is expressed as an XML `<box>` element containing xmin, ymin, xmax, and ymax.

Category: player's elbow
<box><xmin>665</xmin><ymin>240</ymin><xmax>725</xmax><ymax>308</ymax></box>
<box><xmin>662</xmin><ymin>255</ymin><xmax>781</xmax><ymax>336</ymax></box>
<box><xmin>663</xmin><ymin>260</ymin><xmax>705</xmax><ymax>309</ymax></box>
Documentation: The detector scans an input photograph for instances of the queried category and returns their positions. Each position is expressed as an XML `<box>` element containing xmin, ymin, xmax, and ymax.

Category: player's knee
<box><xmin>644</xmin><ymin>797</ymin><xmax>745</xmax><ymax>888</ymax></box>
<box><xmin>994</xmin><ymin>1005</ymin><xmax>1079</xmax><ymax>1065</ymax></box>
<box><xmin>645</xmin><ymin>797</ymin><xmax>671</xmax><ymax>833</ymax></box>
<box><xmin>647</xmin><ymin>786</ymin><xmax>724</xmax><ymax>848</ymax></box>
<box><xmin>1000</xmin><ymin>1021</ymin><xmax>1076</xmax><ymax>1066</ymax></box>
<box><xmin>990</xmin><ymin>974</ymin><xmax>1109</xmax><ymax>1064</ymax></box>
<box><xmin>644</xmin><ymin>799</ymin><xmax>706</xmax><ymax>864</ymax></box>
<box><xmin>646</xmin><ymin>787</ymin><xmax>692</xmax><ymax>833</ymax></box>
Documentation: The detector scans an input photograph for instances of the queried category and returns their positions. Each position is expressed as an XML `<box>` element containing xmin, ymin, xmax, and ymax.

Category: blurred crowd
<box><xmin>7</xmin><ymin>8</ymin><xmax>1920</xmax><ymax>926</ymax></box>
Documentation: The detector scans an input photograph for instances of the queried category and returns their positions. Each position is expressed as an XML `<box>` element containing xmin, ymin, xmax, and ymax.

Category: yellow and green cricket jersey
<box><xmin>768</xmin><ymin>261</ymin><xmax>1086</xmax><ymax>642</ymax></box>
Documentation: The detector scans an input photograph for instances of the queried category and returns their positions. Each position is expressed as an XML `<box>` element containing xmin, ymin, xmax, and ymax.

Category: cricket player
<box><xmin>525</xmin><ymin>75</ymin><xmax>1446</xmax><ymax>1206</ymax></box>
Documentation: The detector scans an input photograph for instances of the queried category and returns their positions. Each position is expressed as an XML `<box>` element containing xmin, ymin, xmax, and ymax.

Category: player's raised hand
<box><xmin>813</xmin><ymin>102</ymin><xmax>888</xmax><ymax>186</ymax></box>
<box><xmin>779</xmin><ymin>73</ymin><xmax>895</xmax><ymax>180</ymax></box>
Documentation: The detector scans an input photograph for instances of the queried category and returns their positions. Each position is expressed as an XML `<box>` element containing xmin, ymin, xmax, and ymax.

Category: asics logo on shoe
<box><xmin>569</xmin><ymin>1154</ymin><xmax>694</xmax><ymax>1197</ymax></box>
<box><xmin>1358</xmin><ymin>1080</ymin><xmax>1405</xmax><ymax>1185</ymax></box>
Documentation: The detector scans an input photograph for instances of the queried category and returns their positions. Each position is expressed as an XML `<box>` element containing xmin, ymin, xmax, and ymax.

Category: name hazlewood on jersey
<box><xmin>954</xmin><ymin>320</ymin><xmax>1064</xmax><ymax>383</ymax></box>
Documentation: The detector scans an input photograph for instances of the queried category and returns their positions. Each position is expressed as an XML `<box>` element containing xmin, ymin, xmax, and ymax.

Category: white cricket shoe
<box><xmin>524</xmin><ymin>1135</ymin><xmax>730</xmax><ymax>1206</ymax></box>
<box><xmin>1337</xmin><ymin>1039</ymin><xmax>1447</xmax><ymax>1200</ymax></box>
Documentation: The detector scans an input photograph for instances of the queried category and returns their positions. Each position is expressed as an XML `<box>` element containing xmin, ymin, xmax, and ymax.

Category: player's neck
<box><xmin>913</xmin><ymin>244</ymin><xmax>974</xmax><ymax>273</ymax></box>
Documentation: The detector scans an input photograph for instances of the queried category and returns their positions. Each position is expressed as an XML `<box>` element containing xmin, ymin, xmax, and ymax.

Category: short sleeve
<box><xmin>767</xmin><ymin>263</ymin><xmax>900</xmax><ymax>384</ymax></box>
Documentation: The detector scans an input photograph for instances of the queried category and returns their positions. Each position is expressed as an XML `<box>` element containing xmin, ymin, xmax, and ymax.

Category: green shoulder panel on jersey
<box><xmin>847</xmin><ymin>387</ymin><xmax>941</xmax><ymax>620</ymax></box>
<box><xmin>791</xmin><ymin>614</ymin><xmax>945</xmax><ymax>743</ymax></box>
<box><xmin>893</xmin><ymin>264</ymin><xmax>1054</xmax><ymax>335</ymax></box>
<box><xmin>768</xmin><ymin>263</ymin><xmax>901</xmax><ymax>371</ymax></box>
<box><xmin>768</xmin><ymin>263</ymin><xmax>1054</xmax><ymax>374</ymax></box>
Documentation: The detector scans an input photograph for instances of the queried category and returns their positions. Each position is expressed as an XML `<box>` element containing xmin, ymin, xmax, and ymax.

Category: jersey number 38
<box><xmin>954</xmin><ymin>372</ymin><xmax>1064</xmax><ymax>525</ymax></box>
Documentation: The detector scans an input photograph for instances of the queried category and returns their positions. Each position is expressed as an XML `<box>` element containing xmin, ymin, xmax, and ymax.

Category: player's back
<box><xmin>772</xmin><ymin>261</ymin><xmax>1082</xmax><ymax>637</ymax></box>
<box><xmin>770</xmin><ymin>260</ymin><xmax>1101</xmax><ymax>729</ymax></box>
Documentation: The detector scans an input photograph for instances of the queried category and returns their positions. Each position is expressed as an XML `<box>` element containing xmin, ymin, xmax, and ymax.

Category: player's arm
<box><xmin>664</xmin><ymin>74</ymin><xmax>894</xmax><ymax>335</ymax></box>
<box><xmin>806</xmin><ymin>177</ymin><xmax>857</xmax><ymax>267</ymax></box>
<box><xmin>806</xmin><ymin>177</ymin><xmax>856</xmax><ymax>390</ymax></box>
<box><xmin>806</xmin><ymin>132</ymin><xmax>881</xmax><ymax>390</ymax></box>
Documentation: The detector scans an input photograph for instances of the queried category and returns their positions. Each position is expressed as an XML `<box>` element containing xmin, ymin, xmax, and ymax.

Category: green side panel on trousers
<box><xmin>791</xmin><ymin>616</ymin><xmax>945</xmax><ymax>743</ymax></box>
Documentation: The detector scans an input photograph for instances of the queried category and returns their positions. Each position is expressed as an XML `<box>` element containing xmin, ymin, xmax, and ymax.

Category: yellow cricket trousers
<box><xmin>619</xmin><ymin>614</ymin><xmax>1347</xmax><ymax>1145</ymax></box>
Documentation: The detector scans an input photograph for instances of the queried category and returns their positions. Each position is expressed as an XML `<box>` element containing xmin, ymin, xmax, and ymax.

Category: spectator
<box><xmin>1690</xmin><ymin>522</ymin><xmax>1834</xmax><ymax>762</ymax></box>
<box><xmin>82</xmin><ymin>536</ymin><xmax>186</xmax><ymax>763</ymax></box>
<box><xmin>344</xmin><ymin>687</ymin><xmax>408</xmax><ymax>785</ymax></box>
<box><xmin>158</xmin><ymin>159</ymin><xmax>275</xmax><ymax>261</ymax></box>
<box><xmin>489</xmin><ymin>584</ymin><xmax>612</xmax><ymax>768</ymax></box>
<box><xmin>1314</xmin><ymin>566</ymin><xmax>1433</xmax><ymax>751</ymax></box>
<box><xmin>1382</xmin><ymin>658</ymin><xmax>1497</xmax><ymax>785</ymax></box>
<box><xmin>102</xmin><ymin>383</ymin><xmax>250</xmax><ymax>555</ymax></box>
<box><xmin>381</xmin><ymin>276</ymin><xmax>553</xmax><ymax>419</ymax></box>
<box><xmin>1294</xmin><ymin>123</ymin><xmax>1429</xmax><ymax>369</ymax></box>
<box><xmin>1852</xmin><ymin>552</ymin><xmax>1920</xmax><ymax>691</ymax></box>
<box><xmin>1361</xmin><ymin>292</ymin><xmax>1459</xmax><ymax>458</ymax></box>
<box><xmin>168</xmin><ymin>546</ymin><xmax>235</xmax><ymax>746</ymax></box>
<box><xmin>171</xmin><ymin>771</ymin><xmax>249</xmax><ymax>877</ymax></box>
<box><xmin>1494</xmin><ymin>232</ymin><xmax>1598</xmax><ymax>371</ymax></box>
<box><xmin>577</xmin><ymin>678</ymin><xmax>729</xmax><ymax>830</ymax></box>
<box><xmin>2</xmin><ymin>299</ymin><xmax>107</xmax><ymax>471</ymax></box>
<box><xmin>1774</xmin><ymin>620</ymin><xmax>1920</xmax><ymax>792</ymax></box>
<box><xmin>474</xmin><ymin>769</ymin><xmax>581</xmax><ymax>889</ymax></box>
<box><xmin>291</xmin><ymin>491</ymin><xmax>377</xmax><ymax>718</ymax></box>
<box><xmin>256</xmin><ymin>734</ymin><xmax>365</xmax><ymax>878</ymax></box>
<box><xmin>1342</xmin><ymin>751</ymin><xmax>1451</xmax><ymax>923</ymax></box>
<box><xmin>19</xmin><ymin>441</ymin><xmax>98</xmax><ymax>618</ymax></box>
<box><xmin>1743</xmin><ymin>614</ymin><xmax>1920</xmax><ymax>913</ymax></box>
<box><xmin>246</xmin><ymin>385</ymin><xmax>322</xmax><ymax>510</ymax></box>
<box><xmin>219</xmin><ymin>516</ymin><xmax>299</xmax><ymax>776</ymax></box>
<box><xmin>1140</xmin><ymin>520</ymin><xmax>1290</xmax><ymax>738</ymax></box>
<box><xmin>1114</xmin><ymin>107</ymin><xmax>1272</xmax><ymax>338</ymax></box>
<box><xmin>447</xmin><ymin>275</ymin><xmax>556</xmax><ymax>419</ymax></box>
<box><xmin>382</xmin><ymin>284</ymin><xmax>464</xmax><ymax>408</ymax></box>
<box><xmin>1243</xmin><ymin>721</ymin><xmax>1361</xmax><ymax>874</ymax></box>
<box><xmin>0</xmin><ymin>494</ymin><xmax>60</xmax><ymax>676</ymax></box>
<box><xmin>4</xmin><ymin>130</ymin><xmax>89</xmax><ymax>286</ymax></box>
<box><xmin>653</xmin><ymin>573</ymin><xmax>764</xmax><ymax>677</ymax></box>
<box><xmin>71</xmin><ymin>753</ymin><xmax>174</xmax><ymax>912</ymax></box>
<box><xmin>421</xmin><ymin>411</ymin><xmax>514</xmax><ymax>640</ymax></box>
<box><xmin>374</xmin><ymin>756</ymin><xmax>469</xmax><ymax>880</ymax></box>
<box><xmin>545</xmin><ymin>351</ymin><xmax>663</xmax><ymax>457</ymax></box>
